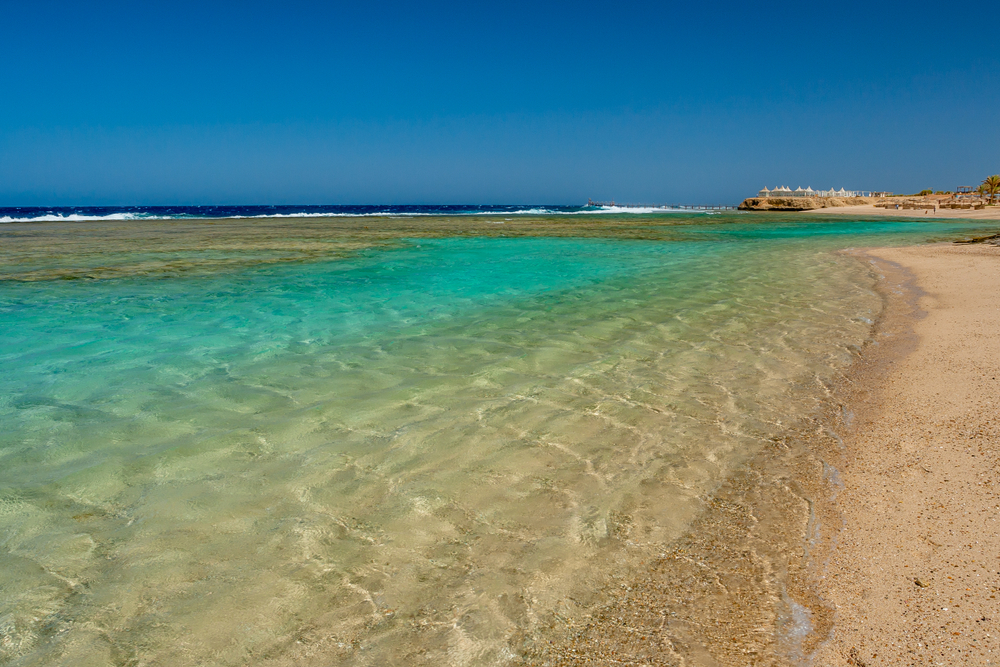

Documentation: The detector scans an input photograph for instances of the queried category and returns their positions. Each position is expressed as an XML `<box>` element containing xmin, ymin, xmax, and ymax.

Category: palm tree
<box><xmin>983</xmin><ymin>175</ymin><xmax>1000</xmax><ymax>206</ymax></box>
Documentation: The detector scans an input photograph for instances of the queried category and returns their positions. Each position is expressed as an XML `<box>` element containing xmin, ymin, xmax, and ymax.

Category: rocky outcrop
<box><xmin>738</xmin><ymin>196</ymin><xmax>879</xmax><ymax>211</ymax></box>
<box><xmin>954</xmin><ymin>233</ymin><xmax>1000</xmax><ymax>246</ymax></box>
<box><xmin>739</xmin><ymin>197</ymin><xmax>821</xmax><ymax>211</ymax></box>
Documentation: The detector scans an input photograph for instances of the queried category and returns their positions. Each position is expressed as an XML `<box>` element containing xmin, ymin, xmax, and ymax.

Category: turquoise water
<box><xmin>0</xmin><ymin>216</ymin><xmax>995</xmax><ymax>665</ymax></box>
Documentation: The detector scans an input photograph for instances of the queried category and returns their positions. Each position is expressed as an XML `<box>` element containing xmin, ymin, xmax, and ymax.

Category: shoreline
<box><xmin>530</xmin><ymin>240</ymin><xmax>999</xmax><ymax>666</ymax></box>
<box><xmin>813</xmin><ymin>243</ymin><xmax>1000</xmax><ymax>665</ymax></box>
<box><xmin>525</xmin><ymin>249</ymin><xmax>892</xmax><ymax>666</ymax></box>
<box><xmin>803</xmin><ymin>204</ymin><xmax>1000</xmax><ymax>220</ymax></box>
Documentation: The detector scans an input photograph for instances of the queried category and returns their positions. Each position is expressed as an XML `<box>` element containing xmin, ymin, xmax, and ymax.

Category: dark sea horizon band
<box><xmin>0</xmin><ymin>203</ymin><xmax>730</xmax><ymax>222</ymax></box>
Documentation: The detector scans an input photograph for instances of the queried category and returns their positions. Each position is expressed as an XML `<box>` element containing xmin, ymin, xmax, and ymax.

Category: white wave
<box><xmin>0</xmin><ymin>206</ymin><xmax>714</xmax><ymax>224</ymax></box>
<box><xmin>481</xmin><ymin>206</ymin><xmax>703</xmax><ymax>215</ymax></box>
<box><xmin>471</xmin><ymin>207</ymin><xmax>692</xmax><ymax>216</ymax></box>
<box><xmin>228</xmin><ymin>212</ymin><xmax>439</xmax><ymax>219</ymax></box>
<box><xmin>0</xmin><ymin>210</ymin><xmax>562</xmax><ymax>222</ymax></box>
<box><xmin>469</xmin><ymin>208</ymin><xmax>546</xmax><ymax>215</ymax></box>
<box><xmin>584</xmin><ymin>206</ymin><xmax>698</xmax><ymax>214</ymax></box>
<box><xmin>0</xmin><ymin>211</ymin><xmax>436</xmax><ymax>223</ymax></box>
<box><xmin>0</xmin><ymin>213</ymin><xmax>149</xmax><ymax>223</ymax></box>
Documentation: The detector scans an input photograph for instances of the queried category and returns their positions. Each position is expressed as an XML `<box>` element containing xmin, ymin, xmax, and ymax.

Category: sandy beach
<box><xmin>814</xmin><ymin>243</ymin><xmax>1000</xmax><ymax>666</ymax></box>
<box><xmin>805</xmin><ymin>205</ymin><xmax>1000</xmax><ymax>220</ymax></box>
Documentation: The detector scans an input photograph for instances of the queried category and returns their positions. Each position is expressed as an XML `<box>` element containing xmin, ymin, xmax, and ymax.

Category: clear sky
<box><xmin>3</xmin><ymin>0</ymin><xmax>998</xmax><ymax>205</ymax></box>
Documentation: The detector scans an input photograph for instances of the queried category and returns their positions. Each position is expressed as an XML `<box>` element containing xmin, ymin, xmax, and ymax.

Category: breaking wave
<box><xmin>0</xmin><ymin>204</ymin><xmax>721</xmax><ymax>223</ymax></box>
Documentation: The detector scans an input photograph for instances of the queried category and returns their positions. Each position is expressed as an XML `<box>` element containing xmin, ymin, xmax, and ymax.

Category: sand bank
<box><xmin>804</xmin><ymin>204</ymin><xmax>1000</xmax><ymax>220</ymax></box>
<box><xmin>814</xmin><ymin>243</ymin><xmax>1000</xmax><ymax>666</ymax></box>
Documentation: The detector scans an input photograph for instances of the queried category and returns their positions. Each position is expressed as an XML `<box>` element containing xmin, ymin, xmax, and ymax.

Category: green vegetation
<box><xmin>982</xmin><ymin>175</ymin><xmax>1000</xmax><ymax>205</ymax></box>
<box><xmin>917</xmin><ymin>189</ymin><xmax>934</xmax><ymax>196</ymax></box>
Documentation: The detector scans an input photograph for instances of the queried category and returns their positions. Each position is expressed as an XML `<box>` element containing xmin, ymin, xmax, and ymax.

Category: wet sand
<box><xmin>814</xmin><ymin>243</ymin><xmax>1000</xmax><ymax>666</ymax></box>
<box><xmin>804</xmin><ymin>204</ymin><xmax>1000</xmax><ymax>220</ymax></box>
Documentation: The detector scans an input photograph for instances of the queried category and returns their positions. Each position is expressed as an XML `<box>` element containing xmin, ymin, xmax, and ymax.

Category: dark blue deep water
<box><xmin>1</xmin><ymin>204</ymin><xmax>631</xmax><ymax>222</ymax></box>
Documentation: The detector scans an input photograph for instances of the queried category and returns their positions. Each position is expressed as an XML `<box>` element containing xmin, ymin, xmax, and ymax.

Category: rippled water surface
<box><xmin>0</xmin><ymin>214</ymin><xmax>995</xmax><ymax>665</ymax></box>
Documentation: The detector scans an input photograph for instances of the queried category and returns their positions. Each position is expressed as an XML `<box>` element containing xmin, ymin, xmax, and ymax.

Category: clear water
<box><xmin>0</xmin><ymin>215</ymin><xmax>995</xmax><ymax>665</ymax></box>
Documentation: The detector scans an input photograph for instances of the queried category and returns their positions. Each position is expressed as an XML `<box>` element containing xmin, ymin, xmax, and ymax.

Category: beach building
<box><xmin>757</xmin><ymin>186</ymin><xmax>881</xmax><ymax>198</ymax></box>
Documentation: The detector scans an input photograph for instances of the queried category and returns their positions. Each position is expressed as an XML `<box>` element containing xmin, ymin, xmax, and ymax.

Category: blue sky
<box><xmin>2</xmin><ymin>0</ymin><xmax>998</xmax><ymax>205</ymax></box>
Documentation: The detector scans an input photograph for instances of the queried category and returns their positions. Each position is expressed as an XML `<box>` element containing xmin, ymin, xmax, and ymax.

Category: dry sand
<box><xmin>804</xmin><ymin>205</ymin><xmax>1000</xmax><ymax>220</ymax></box>
<box><xmin>814</xmin><ymin>243</ymin><xmax>1000</xmax><ymax>666</ymax></box>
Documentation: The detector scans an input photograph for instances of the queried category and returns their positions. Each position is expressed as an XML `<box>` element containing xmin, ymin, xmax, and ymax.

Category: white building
<box><xmin>758</xmin><ymin>186</ymin><xmax>870</xmax><ymax>198</ymax></box>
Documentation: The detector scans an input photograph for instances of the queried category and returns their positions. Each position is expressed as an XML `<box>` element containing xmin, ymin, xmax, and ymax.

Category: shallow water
<box><xmin>0</xmin><ymin>214</ymin><xmax>995</xmax><ymax>665</ymax></box>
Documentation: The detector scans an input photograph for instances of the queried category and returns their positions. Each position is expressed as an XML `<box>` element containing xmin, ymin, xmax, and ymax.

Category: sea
<box><xmin>0</xmin><ymin>208</ymin><xmax>996</xmax><ymax>666</ymax></box>
<box><xmin>0</xmin><ymin>204</ymin><xmax>680</xmax><ymax>224</ymax></box>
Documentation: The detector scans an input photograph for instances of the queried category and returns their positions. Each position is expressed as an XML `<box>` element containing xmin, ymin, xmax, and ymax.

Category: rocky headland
<box><xmin>741</xmin><ymin>194</ymin><xmax>995</xmax><ymax>213</ymax></box>
<box><xmin>737</xmin><ymin>196</ymin><xmax>880</xmax><ymax>211</ymax></box>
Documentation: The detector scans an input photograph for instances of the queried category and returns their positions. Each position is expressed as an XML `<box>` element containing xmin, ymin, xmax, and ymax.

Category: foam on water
<box><xmin>0</xmin><ymin>213</ymin><xmax>150</xmax><ymax>223</ymax></box>
<box><xmin>0</xmin><ymin>215</ymin><xmax>997</xmax><ymax>665</ymax></box>
<box><xmin>0</xmin><ymin>204</ymin><xmax>699</xmax><ymax>223</ymax></box>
